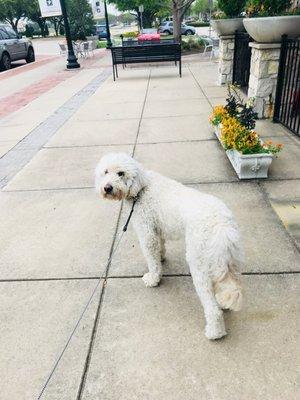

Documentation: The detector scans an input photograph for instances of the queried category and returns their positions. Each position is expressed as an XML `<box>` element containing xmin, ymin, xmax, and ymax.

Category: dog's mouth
<box><xmin>102</xmin><ymin>189</ymin><xmax>124</xmax><ymax>201</ymax></box>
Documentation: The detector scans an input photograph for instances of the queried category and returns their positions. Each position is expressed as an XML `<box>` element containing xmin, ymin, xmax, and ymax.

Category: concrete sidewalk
<box><xmin>0</xmin><ymin>52</ymin><xmax>299</xmax><ymax>400</ymax></box>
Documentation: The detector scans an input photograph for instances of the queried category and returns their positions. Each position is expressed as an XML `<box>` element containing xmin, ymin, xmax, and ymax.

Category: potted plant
<box><xmin>210</xmin><ymin>86</ymin><xmax>283</xmax><ymax>179</ymax></box>
<box><xmin>210</xmin><ymin>0</ymin><xmax>246</xmax><ymax>36</ymax></box>
<box><xmin>243</xmin><ymin>0</ymin><xmax>300</xmax><ymax>43</ymax></box>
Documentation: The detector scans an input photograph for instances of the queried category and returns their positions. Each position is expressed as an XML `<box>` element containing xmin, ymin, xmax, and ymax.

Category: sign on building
<box><xmin>38</xmin><ymin>0</ymin><xmax>62</xmax><ymax>17</ymax></box>
<box><xmin>88</xmin><ymin>0</ymin><xmax>104</xmax><ymax>19</ymax></box>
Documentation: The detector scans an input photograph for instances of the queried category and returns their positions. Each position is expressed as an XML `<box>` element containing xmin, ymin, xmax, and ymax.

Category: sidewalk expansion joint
<box><xmin>43</xmin><ymin>137</ymin><xmax>217</xmax><ymax>149</ymax></box>
<box><xmin>76</xmin><ymin>201</ymin><xmax>125</xmax><ymax>399</ymax></box>
<box><xmin>1</xmin><ymin>270</ymin><xmax>299</xmax><ymax>284</ymax></box>
<box><xmin>132</xmin><ymin>69</ymin><xmax>151</xmax><ymax>156</ymax></box>
<box><xmin>257</xmin><ymin>181</ymin><xmax>300</xmax><ymax>253</ymax></box>
<box><xmin>188</xmin><ymin>65</ymin><xmax>213</xmax><ymax>110</ymax></box>
<box><xmin>2</xmin><ymin>177</ymin><xmax>299</xmax><ymax>194</ymax></box>
<box><xmin>0</xmin><ymin>68</ymin><xmax>111</xmax><ymax>190</ymax></box>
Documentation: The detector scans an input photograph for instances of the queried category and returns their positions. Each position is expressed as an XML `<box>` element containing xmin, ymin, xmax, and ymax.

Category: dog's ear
<box><xmin>128</xmin><ymin>163</ymin><xmax>148</xmax><ymax>198</ymax></box>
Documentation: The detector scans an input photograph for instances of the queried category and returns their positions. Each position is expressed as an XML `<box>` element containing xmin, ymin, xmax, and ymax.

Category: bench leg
<box><xmin>112</xmin><ymin>64</ymin><xmax>116</xmax><ymax>81</ymax></box>
<box><xmin>179</xmin><ymin>59</ymin><xmax>182</xmax><ymax>77</ymax></box>
<box><xmin>115</xmin><ymin>63</ymin><xmax>118</xmax><ymax>78</ymax></box>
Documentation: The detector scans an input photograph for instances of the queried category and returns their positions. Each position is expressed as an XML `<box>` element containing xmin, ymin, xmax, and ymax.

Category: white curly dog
<box><xmin>95</xmin><ymin>152</ymin><xmax>243</xmax><ymax>340</ymax></box>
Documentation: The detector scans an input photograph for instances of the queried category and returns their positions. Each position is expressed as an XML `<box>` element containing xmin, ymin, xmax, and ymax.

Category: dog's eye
<box><xmin>104</xmin><ymin>169</ymin><xmax>108</xmax><ymax>175</ymax></box>
<box><xmin>117</xmin><ymin>171</ymin><xmax>124</xmax><ymax>177</ymax></box>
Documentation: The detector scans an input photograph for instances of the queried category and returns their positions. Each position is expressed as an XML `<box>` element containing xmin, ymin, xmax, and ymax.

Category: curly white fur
<box><xmin>95</xmin><ymin>153</ymin><xmax>243</xmax><ymax>340</ymax></box>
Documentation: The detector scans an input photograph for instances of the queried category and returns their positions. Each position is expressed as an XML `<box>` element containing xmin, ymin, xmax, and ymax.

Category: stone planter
<box><xmin>214</xmin><ymin>125</ymin><xmax>273</xmax><ymax>179</ymax></box>
<box><xmin>243</xmin><ymin>16</ymin><xmax>300</xmax><ymax>43</ymax></box>
<box><xmin>210</xmin><ymin>18</ymin><xmax>245</xmax><ymax>36</ymax></box>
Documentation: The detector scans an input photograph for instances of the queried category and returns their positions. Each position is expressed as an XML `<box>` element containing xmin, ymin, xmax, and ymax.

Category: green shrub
<box><xmin>123</xmin><ymin>31</ymin><xmax>139</xmax><ymax>38</ymax></box>
<box><xmin>97</xmin><ymin>40</ymin><xmax>107</xmax><ymax>48</ymax></box>
<box><xmin>188</xmin><ymin>21</ymin><xmax>210</xmax><ymax>27</ymax></box>
<box><xmin>182</xmin><ymin>36</ymin><xmax>206</xmax><ymax>51</ymax></box>
<box><xmin>25</xmin><ymin>23</ymin><xmax>42</xmax><ymax>37</ymax></box>
<box><xmin>246</xmin><ymin>0</ymin><xmax>292</xmax><ymax>17</ymax></box>
<box><xmin>218</xmin><ymin>0</ymin><xmax>246</xmax><ymax>17</ymax></box>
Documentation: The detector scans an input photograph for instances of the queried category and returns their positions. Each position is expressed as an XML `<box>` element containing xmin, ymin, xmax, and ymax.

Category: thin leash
<box><xmin>37</xmin><ymin>199</ymin><xmax>137</xmax><ymax>399</ymax></box>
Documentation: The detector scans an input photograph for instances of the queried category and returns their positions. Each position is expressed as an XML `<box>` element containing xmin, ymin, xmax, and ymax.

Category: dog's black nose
<box><xmin>104</xmin><ymin>184</ymin><xmax>113</xmax><ymax>193</ymax></box>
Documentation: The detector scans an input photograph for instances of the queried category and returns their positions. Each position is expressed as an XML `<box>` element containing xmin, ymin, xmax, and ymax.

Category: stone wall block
<box><xmin>218</xmin><ymin>36</ymin><xmax>235</xmax><ymax>85</ymax></box>
<box><xmin>261</xmin><ymin>49</ymin><xmax>280</xmax><ymax>61</ymax></box>
<box><xmin>247</xmin><ymin>44</ymin><xmax>281</xmax><ymax>118</ymax></box>
<box><xmin>268</xmin><ymin>60</ymin><xmax>279</xmax><ymax>75</ymax></box>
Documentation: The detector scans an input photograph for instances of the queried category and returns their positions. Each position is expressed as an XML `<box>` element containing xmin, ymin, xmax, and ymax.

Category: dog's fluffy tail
<box><xmin>208</xmin><ymin>221</ymin><xmax>243</xmax><ymax>311</ymax></box>
<box><xmin>214</xmin><ymin>265</ymin><xmax>243</xmax><ymax>311</ymax></box>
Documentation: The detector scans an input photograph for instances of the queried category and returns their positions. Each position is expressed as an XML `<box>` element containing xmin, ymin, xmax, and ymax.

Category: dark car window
<box><xmin>0</xmin><ymin>31</ymin><xmax>3</xmax><ymax>40</ymax></box>
<box><xmin>5</xmin><ymin>27</ymin><xmax>18</xmax><ymax>39</ymax></box>
<box><xmin>0</xmin><ymin>28</ymin><xmax>10</xmax><ymax>40</ymax></box>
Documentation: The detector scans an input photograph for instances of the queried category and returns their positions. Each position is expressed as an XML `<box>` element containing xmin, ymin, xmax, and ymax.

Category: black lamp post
<box><xmin>59</xmin><ymin>0</ymin><xmax>80</xmax><ymax>69</ymax></box>
<box><xmin>104</xmin><ymin>0</ymin><xmax>112</xmax><ymax>48</ymax></box>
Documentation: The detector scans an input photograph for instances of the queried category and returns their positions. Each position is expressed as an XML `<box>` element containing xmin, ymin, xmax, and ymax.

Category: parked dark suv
<box><xmin>0</xmin><ymin>24</ymin><xmax>35</xmax><ymax>71</ymax></box>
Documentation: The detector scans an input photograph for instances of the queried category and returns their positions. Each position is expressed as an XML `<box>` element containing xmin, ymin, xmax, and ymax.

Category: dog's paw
<box><xmin>142</xmin><ymin>272</ymin><xmax>161</xmax><ymax>287</ymax></box>
<box><xmin>205</xmin><ymin>322</ymin><xmax>227</xmax><ymax>340</ymax></box>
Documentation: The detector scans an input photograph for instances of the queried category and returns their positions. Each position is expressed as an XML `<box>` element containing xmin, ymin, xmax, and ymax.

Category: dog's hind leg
<box><xmin>191</xmin><ymin>266</ymin><xmax>227</xmax><ymax>340</ymax></box>
<box><xmin>186</xmin><ymin>243</ymin><xmax>227</xmax><ymax>340</ymax></box>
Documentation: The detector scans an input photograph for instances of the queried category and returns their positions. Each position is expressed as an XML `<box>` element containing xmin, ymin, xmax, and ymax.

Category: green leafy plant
<box><xmin>225</xmin><ymin>85</ymin><xmax>258</xmax><ymax>129</ymax></box>
<box><xmin>246</xmin><ymin>0</ymin><xmax>292</xmax><ymax>17</ymax></box>
<box><xmin>209</xmin><ymin>85</ymin><xmax>283</xmax><ymax>155</ymax></box>
<box><xmin>122</xmin><ymin>31</ymin><xmax>139</xmax><ymax>38</ymax></box>
<box><xmin>181</xmin><ymin>35</ymin><xmax>205</xmax><ymax>51</ymax></box>
<box><xmin>217</xmin><ymin>0</ymin><xmax>246</xmax><ymax>18</ymax></box>
<box><xmin>188</xmin><ymin>21</ymin><xmax>210</xmax><ymax>27</ymax></box>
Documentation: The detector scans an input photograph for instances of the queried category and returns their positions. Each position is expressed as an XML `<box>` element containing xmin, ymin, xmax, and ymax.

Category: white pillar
<box><xmin>218</xmin><ymin>35</ymin><xmax>235</xmax><ymax>85</ymax></box>
<box><xmin>248</xmin><ymin>42</ymin><xmax>281</xmax><ymax>118</ymax></box>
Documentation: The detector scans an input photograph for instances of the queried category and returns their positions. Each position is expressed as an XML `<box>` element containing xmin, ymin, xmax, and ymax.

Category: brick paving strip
<box><xmin>0</xmin><ymin>67</ymin><xmax>111</xmax><ymax>189</ymax></box>
<box><xmin>0</xmin><ymin>50</ymin><xmax>107</xmax><ymax>119</ymax></box>
<box><xmin>0</xmin><ymin>71</ymin><xmax>71</xmax><ymax>118</ymax></box>
<box><xmin>0</xmin><ymin>55</ymin><xmax>59</xmax><ymax>82</ymax></box>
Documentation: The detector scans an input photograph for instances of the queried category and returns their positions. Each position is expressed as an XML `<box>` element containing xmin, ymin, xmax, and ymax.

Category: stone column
<box><xmin>248</xmin><ymin>42</ymin><xmax>281</xmax><ymax>118</ymax></box>
<box><xmin>218</xmin><ymin>35</ymin><xmax>235</xmax><ymax>85</ymax></box>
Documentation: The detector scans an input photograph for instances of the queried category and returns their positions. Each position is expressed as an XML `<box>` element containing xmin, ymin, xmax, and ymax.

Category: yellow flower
<box><xmin>209</xmin><ymin>105</ymin><xmax>229</xmax><ymax>125</ymax></box>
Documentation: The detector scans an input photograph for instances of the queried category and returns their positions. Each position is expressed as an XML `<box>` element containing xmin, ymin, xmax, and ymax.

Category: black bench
<box><xmin>110</xmin><ymin>43</ymin><xmax>182</xmax><ymax>80</ymax></box>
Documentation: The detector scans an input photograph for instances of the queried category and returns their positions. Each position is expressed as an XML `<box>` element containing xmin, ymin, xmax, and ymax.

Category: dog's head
<box><xmin>95</xmin><ymin>152</ymin><xmax>148</xmax><ymax>201</ymax></box>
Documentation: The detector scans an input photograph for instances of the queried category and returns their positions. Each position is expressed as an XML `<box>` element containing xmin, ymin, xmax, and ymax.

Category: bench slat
<box><xmin>110</xmin><ymin>43</ymin><xmax>182</xmax><ymax>80</ymax></box>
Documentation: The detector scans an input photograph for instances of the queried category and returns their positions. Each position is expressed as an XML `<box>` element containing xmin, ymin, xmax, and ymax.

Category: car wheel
<box><xmin>26</xmin><ymin>47</ymin><xmax>35</xmax><ymax>63</ymax></box>
<box><xmin>163</xmin><ymin>30</ymin><xmax>171</xmax><ymax>35</ymax></box>
<box><xmin>185</xmin><ymin>30</ymin><xmax>193</xmax><ymax>36</ymax></box>
<box><xmin>0</xmin><ymin>52</ymin><xmax>11</xmax><ymax>71</ymax></box>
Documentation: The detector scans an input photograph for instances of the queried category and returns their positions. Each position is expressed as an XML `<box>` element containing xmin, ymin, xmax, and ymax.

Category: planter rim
<box><xmin>243</xmin><ymin>15</ymin><xmax>300</xmax><ymax>22</ymax></box>
<box><xmin>211</xmin><ymin>17</ymin><xmax>244</xmax><ymax>21</ymax></box>
<box><xmin>229</xmin><ymin>149</ymin><xmax>274</xmax><ymax>158</ymax></box>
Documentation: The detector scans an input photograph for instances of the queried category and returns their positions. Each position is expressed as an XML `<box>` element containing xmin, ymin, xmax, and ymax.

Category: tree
<box><xmin>172</xmin><ymin>0</ymin><xmax>196</xmax><ymax>42</ymax></box>
<box><xmin>109</xmin><ymin>0</ymin><xmax>170</xmax><ymax>29</ymax></box>
<box><xmin>27</xmin><ymin>0</ymin><xmax>49</xmax><ymax>37</ymax></box>
<box><xmin>118</xmin><ymin>12</ymin><xmax>135</xmax><ymax>25</ymax></box>
<box><xmin>0</xmin><ymin>0</ymin><xmax>32</xmax><ymax>33</ymax></box>
<box><xmin>48</xmin><ymin>16</ymin><xmax>64</xmax><ymax>36</ymax></box>
<box><xmin>218</xmin><ymin>0</ymin><xmax>246</xmax><ymax>17</ymax></box>
<box><xmin>192</xmin><ymin>0</ymin><xmax>209</xmax><ymax>15</ymax></box>
<box><xmin>66</xmin><ymin>0</ymin><xmax>95</xmax><ymax>40</ymax></box>
<box><xmin>191</xmin><ymin>0</ymin><xmax>217</xmax><ymax>19</ymax></box>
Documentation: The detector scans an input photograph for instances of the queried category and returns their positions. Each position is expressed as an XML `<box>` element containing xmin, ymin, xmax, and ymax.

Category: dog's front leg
<box><xmin>137</xmin><ymin>227</ymin><xmax>162</xmax><ymax>287</ymax></box>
